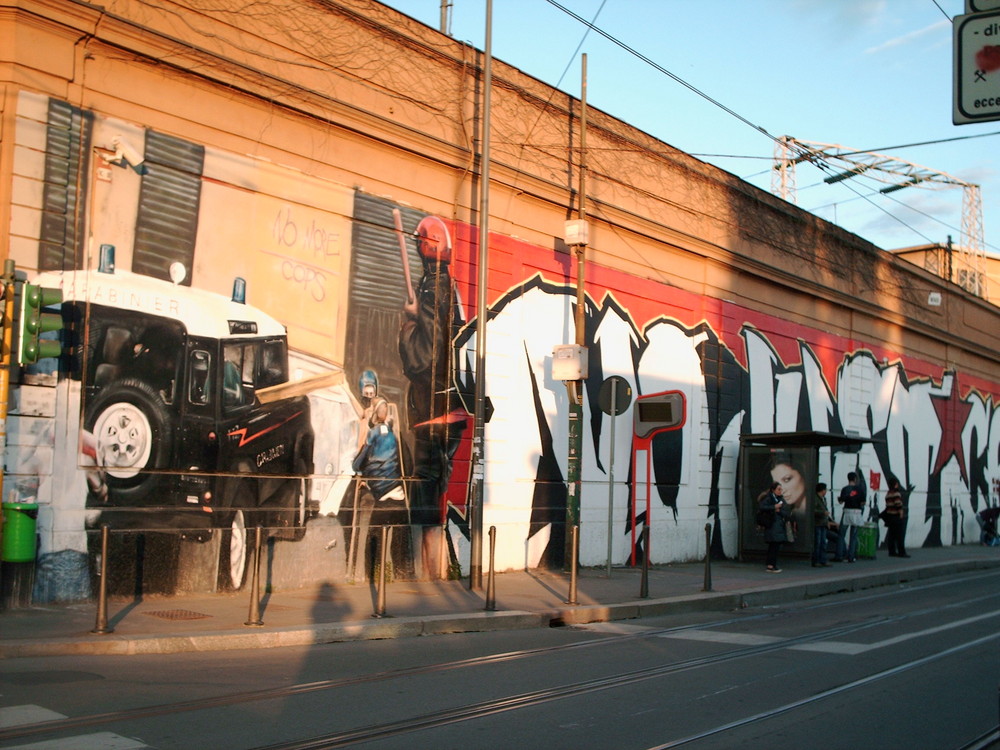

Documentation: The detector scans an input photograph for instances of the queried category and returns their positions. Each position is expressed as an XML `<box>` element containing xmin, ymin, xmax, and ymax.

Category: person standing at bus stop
<box><xmin>760</xmin><ymin>482</ymin><xmax>791</xmax><ymax>573</ymax></box>
<box><xmin>883</xmin><ymin>476</ymin><xmax>910</xmax><ymax>558</ymax></box>
<box><xmin>836</xmin><ymin>471</ymin><xmax>866</xmax><ymax>562</ymax></box>
<box><xmin>811</xmin><ymin>482</ymin><xmax>835</xmax><ymax>567</ymax></box>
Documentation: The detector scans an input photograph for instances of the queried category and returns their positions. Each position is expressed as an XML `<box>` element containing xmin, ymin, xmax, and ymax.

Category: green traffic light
<box><xmin>18</xmin><ymin>282</ymin><xmax>64</xmax><ymax>364</ymax></box>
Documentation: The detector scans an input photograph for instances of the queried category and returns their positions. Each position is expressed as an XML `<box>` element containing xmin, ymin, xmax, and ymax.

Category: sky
<box><xmin>379</xmin><ymin>0</ymin><xmax>1000</xmax><ymax>257</ymax></box>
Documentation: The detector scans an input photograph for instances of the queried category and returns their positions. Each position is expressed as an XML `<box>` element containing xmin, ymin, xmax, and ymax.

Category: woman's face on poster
<box><xmin>770</xmin><ymin>462</ymin><xmax>806</xmax><ymax>506</ymax></box>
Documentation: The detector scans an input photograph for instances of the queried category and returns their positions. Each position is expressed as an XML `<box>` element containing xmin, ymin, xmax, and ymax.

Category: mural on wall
<box><xmin>445</xmin><ymin>232</ymin><xmax>1000</xmax><ymax>571</ymax></box>
<box><xmin>8</xmin><ymin>93</ymin><xmax>1000</xmax><ymax>603</ymax></box>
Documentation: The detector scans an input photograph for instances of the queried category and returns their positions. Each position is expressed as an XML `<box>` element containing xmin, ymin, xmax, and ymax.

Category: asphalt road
<box><xmin>1</xmin><ymin>567</ymin><xmax>998</xmax><ymax>750</ymax></box>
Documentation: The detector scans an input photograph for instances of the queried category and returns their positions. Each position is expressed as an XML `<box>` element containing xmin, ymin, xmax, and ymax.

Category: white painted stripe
<box><xmin>574</xmin><ymin>622</ymin><xmax>659</xmax><ymax>634</ymax></box>
<box><xmin>2</xmin><ymin>731</ymin><xmax>149</xmax><ymax>749</ymax></box>
<box><xmin>0</xmin><ymin>705</ymin><xmax>66</xmax><ymax>729</ymax></box>
<box><xmin>791</xmin><ymin>608</ymin><xmax>1000</xmax><ymax>654</ymax></box>
<box><xmin>861</xmin><ymin>608</ymin><xmax>1000</xmax><ymax>651</ymax></box>
<box><xmin>658</xmin><ymin>629</ymin><xmax>784</xmax><ymax>646</ymax></box>
<box><xmin>790</xmin><ymin>641</ymin><xmax>870</xmax><ymax>655</ymax></box>
<box><xmin>661</xmin><ymin>608</ymin><xmax>1000</xmax><ymax>656</ymax></box>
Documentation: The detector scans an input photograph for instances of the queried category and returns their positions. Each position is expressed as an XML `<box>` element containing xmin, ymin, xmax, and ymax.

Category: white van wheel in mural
<box><xmin>86</xmin><ymin>379</ymin><xmax>169</xmax><ymax>486</ymax></box>
<box><xmin>219</xmin><ymin>508</ymin><xmax>248</xmax><ymax>592</ymax></box>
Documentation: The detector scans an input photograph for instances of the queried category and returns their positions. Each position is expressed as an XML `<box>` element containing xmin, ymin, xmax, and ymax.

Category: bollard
<box><xmin>485</xmin><ymin>525</ymin><xmax>496</xmax><ymax>611</ymax></box>
<box><xmin>567</xmin><ymin>524</ymin><xmax>579</xmax><ymax>605</ymax></box>
<box><xmin>439</xmin><ymin>522</ymin><xmax>448</xmax><ymax>580</ymax></box>
<box><xmin>91</xmin><ymin>525</ymin><xmax>113</xmax><ymax>634</ymax></box>
<box><xmin>373</xmin><ymin>525</ymin><xmax>388</xmax><ymax>618</ymax></box>
<box><xmin>703</xmin><ymin>522</ymin><xmax>713</xmax><ymax>592</ymax></box>
<box><xmin>639</xmin><ymin>526</ymin><xmax>650</xmax><ymax>599</ymax></box>
<box><xmin>244</xmin><ymin>526</ymin><xmax>264</xmax><ymax>627</ymax></box>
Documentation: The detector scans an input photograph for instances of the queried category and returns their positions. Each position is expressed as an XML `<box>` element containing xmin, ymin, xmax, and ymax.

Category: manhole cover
<box><xmin>142</xmin><ymin>609</ymin><xmax>212</xmax><ymax>621</ymax></box>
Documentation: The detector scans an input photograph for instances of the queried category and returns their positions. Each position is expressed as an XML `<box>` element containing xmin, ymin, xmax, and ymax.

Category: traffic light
<box><xmin>18</xmin><ymin>282</ymin><xmax>64</xmax><ymax>364</ymax></box>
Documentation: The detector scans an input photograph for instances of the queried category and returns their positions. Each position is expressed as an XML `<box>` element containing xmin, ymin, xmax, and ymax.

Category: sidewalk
<box><xmin>1</xmin><ymin>545</ymin><xmax>998</xmax><ymax>659</ymax></box>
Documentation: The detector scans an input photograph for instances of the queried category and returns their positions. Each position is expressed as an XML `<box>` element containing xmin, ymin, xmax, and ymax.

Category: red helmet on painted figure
<box><xmin>415</xmin><ymin>215</ymin><xmax>452</xmax><ymax>264</ymax></box>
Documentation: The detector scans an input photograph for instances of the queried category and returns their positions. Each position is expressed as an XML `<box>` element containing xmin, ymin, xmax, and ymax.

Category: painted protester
<box><xmin>398</xmin><ymin>215</ymin><xmax>465</xmax><ymax>577</ymax></box>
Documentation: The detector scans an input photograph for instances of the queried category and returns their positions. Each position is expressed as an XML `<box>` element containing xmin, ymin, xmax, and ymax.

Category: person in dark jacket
<box><xmin>836</xmin><ymin>471</ymin><xmax>867</xmax><ymax>562</ymax></box>
<box><xmin>883</xmin><ymin>476</ymin><xmax>909</xmax><ymax>557</ymax></box>
<box><xmin>812</xmin><ymin>482</ymin><xmax>835</xmax><ymax>567</ymax></box>
<box><xmin>759</xmin><ymin>482</ymin><xmax>791</xmax><ymax>572</ymax></box>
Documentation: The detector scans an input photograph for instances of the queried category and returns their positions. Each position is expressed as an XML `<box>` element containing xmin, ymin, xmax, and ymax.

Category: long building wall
<box><xmin>1</xmin><ymin>0</ymin><xmax>999</xmax><ymax>600</ymax></box>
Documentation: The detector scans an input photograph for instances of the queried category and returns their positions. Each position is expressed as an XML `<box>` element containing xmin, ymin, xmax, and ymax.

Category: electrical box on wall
<box><xmin>563</xmin><ymin>219</ymin><xmax>590</xmax><ymax>246</ymax></box>
<box><xmin>552</xmin><ymin>344</ymin><xmax>588</xmax><ymax>380</ymax></box>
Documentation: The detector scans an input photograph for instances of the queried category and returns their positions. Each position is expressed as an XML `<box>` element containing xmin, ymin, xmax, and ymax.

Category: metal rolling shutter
<box><xmin>132</xmin><ymin>131</ymin><xmax>204</xmax><ymax>283</ymax></box>
<box><xmin>39</xmin><ymin>99</ymin><xmax>92</xmax><ymax>271</ymax></box>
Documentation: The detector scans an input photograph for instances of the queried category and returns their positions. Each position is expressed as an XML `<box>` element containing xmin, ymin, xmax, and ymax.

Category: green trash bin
<box><xmin>856</xmin><ymin>522</ymin><xmax>878</xmax><ymax>560</ymax></box>
<box><xmin>2</xmin><ymin>502</ymin><xmax>39</xmax><ymax>563</ymax></box>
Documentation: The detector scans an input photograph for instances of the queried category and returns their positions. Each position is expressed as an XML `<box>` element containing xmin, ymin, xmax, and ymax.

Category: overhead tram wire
<box><xmin>544</xmin><ymin>0</ymin><xmax>980</xmax><ymax>250</ymax></box>
<box><xmin>740</xmin><ymin>129</ymin><xmax>1000</xmax><ymax>183</ymax></box>
<box><xmin>508</xmin><ymin>0</ymin><xmax>607</xmax><ymax>182</ymax></box>
<box><xmin>543</xmin><ymin>0</ymin><xmax>788</xmax><ymax>153</ymax></box>
<box><xmin>806</xmin><ymin>160</ymin><xmax>939</xmax><ymax>245</ymax></box>
<box><xmin>842</xmin><ymin>129</ymin><xmax>1000</xmax><ymax>155</ymax></box>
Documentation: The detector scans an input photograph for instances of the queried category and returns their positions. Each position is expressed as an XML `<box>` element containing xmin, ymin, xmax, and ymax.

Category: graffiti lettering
<box><xmin>256</xmin><ymin>443</ymin><xmax>286</xmax><ymax>468</ymax></box>
<box><xmin>453</xmin><ymin>276</ymin><xmax>1000</xmax><ymax>571</ymax></box>
<box><xmin>303</xmin><ymin>219</ymin><xmax>340</xmax><ymax>260</ymax></box>
<box><xmin>281</xmin><ymin>259</ymin><xmax>326</xmax><ymax>302</ymax></box>
<box><xmin>272</xmin><ymin>207</ymin><xmax>341</xmax><ymax>260</ymax></box>
<box><xmin>273</xmin><ymin>207</ymin><xmax>298</xmax><ymax>248</ymax></box>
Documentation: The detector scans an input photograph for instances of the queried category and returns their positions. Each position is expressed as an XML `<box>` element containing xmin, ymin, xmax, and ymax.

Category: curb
<box><xmin>0</xmin><ymin>610</ymin><xmax>551</xmax><ymax>659</ymax></box>
<box><xmin>1</xmin><ymin>557</ymin><xmax>997</xmax><ymax>659</ymax></box>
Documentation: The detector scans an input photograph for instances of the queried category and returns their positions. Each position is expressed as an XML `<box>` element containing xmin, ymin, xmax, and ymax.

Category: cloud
<box><xmin>865</xmin><ymin>19</ymin><xmax>950</xmax><ymax>55</ymax></box>
<box><xmin>791</xmin><ymin>0</ymin><xmax>888</xmax><ymax>30</ymax></box>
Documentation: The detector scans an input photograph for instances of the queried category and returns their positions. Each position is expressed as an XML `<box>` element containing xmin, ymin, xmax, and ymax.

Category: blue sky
<box><xmin>380</xmin><ymin>0</ymin><xmax>1000</xmax><ymax>257</ymax></box>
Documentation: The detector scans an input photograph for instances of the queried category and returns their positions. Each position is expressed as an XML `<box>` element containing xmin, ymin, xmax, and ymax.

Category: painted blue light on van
<box><xmin>232</xmin><ymin>277</ymin><xmax>246</xmax><ymax>304</ymax></box>
<box><xmin>98</xmin><ymin>244</ymin><xmax>115</xmax><ymax>274</ymax></box>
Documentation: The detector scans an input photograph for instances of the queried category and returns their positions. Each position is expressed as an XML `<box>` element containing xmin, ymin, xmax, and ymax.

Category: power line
<box><xmin>544</xmin><ymin>0</ymin><xmax>991</xmax><ymax>254</ymax></box>
<box><xmin>543</xmin><ymin>0</ymin><xmax>781</xmax><ymax>148</ymax></box>
<box><xmin>841</xmin><ymin>130</ymin><xmax>1000</xmax><ymax>155</ymax></box>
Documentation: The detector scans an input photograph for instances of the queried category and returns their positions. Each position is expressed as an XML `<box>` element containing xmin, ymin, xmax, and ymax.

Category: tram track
<box><xmin>1</xmin><ymin>569</ymin><xmax>997</xmax><ymax>747</ymax></box>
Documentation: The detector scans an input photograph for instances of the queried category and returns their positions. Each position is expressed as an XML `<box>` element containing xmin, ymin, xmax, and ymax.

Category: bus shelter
<box><xmin>737</xmin><ymin>431</ymin><xmax>875</xmax><ymax>560</ymax></box>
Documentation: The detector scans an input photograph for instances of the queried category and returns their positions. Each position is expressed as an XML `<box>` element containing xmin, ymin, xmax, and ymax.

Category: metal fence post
<box><xmin>91</xmin><ymin>525</ymin><xmax>113</xmax><ymax>634</ymax></box>
<box><xmin>639</xmin><ymin>526</ymin><xmax>650</xmax><ymax>599</ymax></box>
<box><xmin>485</xmin><ymin>525</ymin><xmax>496</xmax><ymax>611</ymax></box>
<box><xmin>703</xmin><ymin>522</ymin><xmax>713</xmax><ymax>592</ymax></box>
<box><xmin>567</xmin><ymin>524</ymin><xmax>579</xmax><ymax>605</ymax></box>
<box><xmin>244</xmin><ymin>526</ymin><xmax>264</xmax><ymax>627</ymax></box>
<box><xmin>373</xmin><ymin>525</ymin><xmax>389</xmax><ymax>618</ymax></box>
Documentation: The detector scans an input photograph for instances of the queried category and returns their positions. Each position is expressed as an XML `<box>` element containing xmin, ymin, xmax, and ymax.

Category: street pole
<box><xmin>0</xmin><ymin>260</ymin><xmax>15</xmax><ymax>507</ymax></box>
<box><xmin>469</xmin><ymin>0</ymin><xmax>492</xmax><ymax>590</ymax></box>
<box><xmin>566</xmin><ymin>54</ymin><xmax>588</xmax><ymax>569</ymax></box>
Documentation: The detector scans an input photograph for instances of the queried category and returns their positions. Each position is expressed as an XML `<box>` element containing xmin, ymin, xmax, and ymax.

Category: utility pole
<box><xmin>439</xmin><ymin>0</ymin><xmax>452</xmax><ymax>35</ymax></box>
<box><xmin>947</xmin><ymin>235</ymin><xmax>953</xmax><ymax>284</ymax></box>
<box><xmin>565</xmin><ymin>54</ymin><xmax>588</xmax><ymax>568</ymax></box>
<box><xmin>469</xmin><ymin>0</ymin><xmax>492</xmax><ymax>590</ymax></box>
<box><xmin>0</xmin><ymin>260</ymin><xmax>15</xmax><ymax>507</ymax></box>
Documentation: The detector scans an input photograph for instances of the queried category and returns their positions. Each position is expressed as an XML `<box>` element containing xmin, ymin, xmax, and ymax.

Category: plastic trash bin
<box><xmin>856</xmin><ymin>522</ymin><xmax>878</xmax><ymax>559</ymax></box>
<box><xmin>2</xmin><ymin>502</ymin><xmax>39</xmax><ymax>562</ymax></box>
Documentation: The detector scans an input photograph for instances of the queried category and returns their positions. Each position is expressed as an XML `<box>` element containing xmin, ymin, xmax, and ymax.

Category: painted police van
<box><xmin>33</xmin><ymin>260</ymin><xmax>314</xmax><ymax>589</ymax></box>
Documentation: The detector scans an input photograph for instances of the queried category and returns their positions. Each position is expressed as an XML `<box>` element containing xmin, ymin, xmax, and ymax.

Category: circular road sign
<box><xmin>598</xmin><ymin>375</ymin><xmax>632</xmax><ymax>416</ymax></box>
